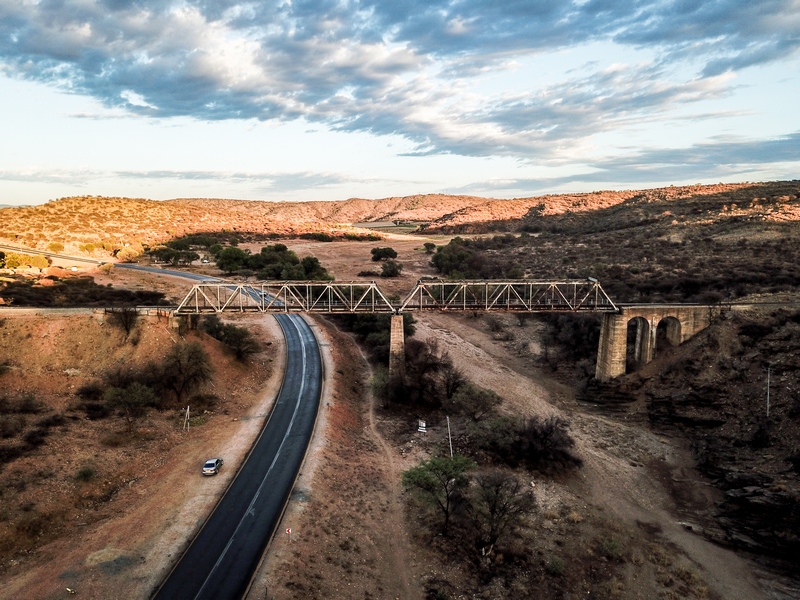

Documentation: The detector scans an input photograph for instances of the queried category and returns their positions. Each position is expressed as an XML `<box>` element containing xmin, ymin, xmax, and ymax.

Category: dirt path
<box><xmin>362</xmin><ymin>351</ymin><xmax>415</xmax><ymax>597</ymax></box>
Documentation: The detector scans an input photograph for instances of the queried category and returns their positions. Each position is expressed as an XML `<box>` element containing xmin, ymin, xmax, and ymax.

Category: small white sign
<box><xmin>417</xmin><ymin>420</ymin><xmax>427</xmax><ymax>433</ymax></box>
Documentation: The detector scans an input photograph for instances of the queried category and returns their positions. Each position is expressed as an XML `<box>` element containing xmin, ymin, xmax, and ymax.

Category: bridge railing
<box><xmin>175</xmin><ymin>281</ymin><xmax>396</xmax><ymax>314</ymax></box>
<box><xmin>398</xmin><ymin>279</ymin><xmax>618</xmax><ymax>312</ymax></box>
<box><xmin>175</xmin><ymin>279</ymin><xmax>618</xmax><ymax>314</ymax></box>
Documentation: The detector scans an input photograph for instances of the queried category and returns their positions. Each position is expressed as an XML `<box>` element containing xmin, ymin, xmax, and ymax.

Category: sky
<box><xmin>0</xmin><ymin>0</ymin><xmax>799</xmax><ymax>206</ymax></box>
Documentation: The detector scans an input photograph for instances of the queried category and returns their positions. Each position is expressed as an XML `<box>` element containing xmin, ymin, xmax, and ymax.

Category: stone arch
<box><xmin>655</xmin><ymin>316</ymin><xmax>682</xmax><ymax>355</ymax></box>
<box><xmin>625</xmin><ymin>316</ymin><xmax>651</xmax><ymax>373</ymax></box>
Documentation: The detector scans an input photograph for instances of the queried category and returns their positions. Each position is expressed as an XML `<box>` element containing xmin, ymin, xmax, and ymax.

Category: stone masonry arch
<box><xmin>626</xmin><ymin>316</ymin><xmax>651</xmax><ymax>373</ymax></box>
<box><xmin>596</xmin><ymin>305</ymin><xmax>721</xmax><ymax>381</ymax></box>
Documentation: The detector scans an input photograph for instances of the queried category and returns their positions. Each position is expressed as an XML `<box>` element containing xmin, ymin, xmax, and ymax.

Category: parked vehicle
<box><xmin>202</xmin><ymin>458</ymin><xmax>223</xmax><ymax>475</ymax></box>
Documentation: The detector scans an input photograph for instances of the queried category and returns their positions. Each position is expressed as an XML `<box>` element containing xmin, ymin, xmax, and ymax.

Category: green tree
<box><xmin>47</xmin><ymin>242</ymin><xmax>64</xmax><ymax>253</ymax></box>
<box><xmin>221</xmin><ymin>324</ymin><xmax>261</xmax><ymax>360</ymax></box>
<box><xmin>468</xmin><ymin>470</ymin><xmax>536</xmax><ymax>557</ymax></box>
<box><xmin>380</xmin><ymin>259</ymin><xmax>402</xmax><ymax>278</ymax></box>
<box><xmin>371</xmin><ymin>247</ymin><xmax>398</xmax><ymax>261</ymax></box>
<box><xmin>300</xmin><ymin>256</ymin><xmax>332</xmax><ymax>280</ymax></box>
<box><xmin>444</xmin><ymin>383</ymin><xmax>502</xmax><ymax>421</ymax></box>
<box><xmin>105</xmin><ymin>382</ymin><xmax>157</xmax><ymax>433</ymax></box>
<box><xmin>151</xmin><ymin>246</ymin><xmax>179</xmax><ymax>264</ymax></box>
<box><xmin>216</xmin><ymin>246</ymin><xmax>249</xmax><ymax>273</ymax></box>
<box><xmin>423</xmin><ymin>242</ymin><xmax>436</xmax><ymax>254</ymax></box>
<box><xmin>402</xmin><ymin>455</ymin><xmax>476</xmax><ymax>534</ymax></box>
<box><xmin>161</xmin><ymin>342</ymin><xmax>213</xmax><ymax>405</ymax></box>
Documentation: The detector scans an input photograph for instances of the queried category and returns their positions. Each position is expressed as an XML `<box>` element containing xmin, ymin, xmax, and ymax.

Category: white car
<box><xmin>202</xmin><ymin>458</ymin><xmax>223</xmax><ymax>475</ymax></box>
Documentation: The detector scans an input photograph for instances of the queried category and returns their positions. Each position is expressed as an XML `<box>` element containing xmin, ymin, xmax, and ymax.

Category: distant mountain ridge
<box><xmin>0</xmin><ymin>182</ymin><xmax>797</xmax><ymax>257</ymax></box>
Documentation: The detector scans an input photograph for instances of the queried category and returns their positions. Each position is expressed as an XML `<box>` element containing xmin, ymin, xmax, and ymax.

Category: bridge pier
<box><xmin>389</xmin><ymin>314</ymin><xmax>406</xmax><ymax>382</ymax></box>
<box><xmin>596</xmin><ymin>305</ymin><xmax>721</xmax><ymax>381</ymax></box>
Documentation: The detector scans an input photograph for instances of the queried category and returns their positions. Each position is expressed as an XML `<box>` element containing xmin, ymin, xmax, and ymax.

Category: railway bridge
<box><xmin>174</xmin><ymin>279</ymin><xmax>722</xmax><ymax>382</ymax></box>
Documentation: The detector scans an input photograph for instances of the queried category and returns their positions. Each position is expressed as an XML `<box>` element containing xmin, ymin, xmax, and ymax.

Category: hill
<box><xmin>1</xmin><ymin>182</ymin><xmax>797</xmax><ymax>259</ymax></box>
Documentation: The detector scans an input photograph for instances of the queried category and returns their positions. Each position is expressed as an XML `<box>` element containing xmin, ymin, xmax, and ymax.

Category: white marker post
<box><xmin>447</xmin><ymin>415</ymin><xmax>453</xmax><ymax>458</ymax></box>
<box><xmin>286</xmin><ymin>527</ymin><xmax>292</xmax><ymax>542</ymax></box>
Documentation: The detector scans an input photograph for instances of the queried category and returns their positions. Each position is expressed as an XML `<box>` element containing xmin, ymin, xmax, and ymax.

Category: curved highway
<box><xmin>152</xmin><ymin>314</ymin><xmax>322</xmax><ymax>600</ymax></box>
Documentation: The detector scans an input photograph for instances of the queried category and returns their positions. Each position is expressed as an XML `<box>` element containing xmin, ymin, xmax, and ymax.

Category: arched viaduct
<box><xmin>595</xmin><ymin>304</ymin><xmax>723</xmax><ymax>381</ymax></box>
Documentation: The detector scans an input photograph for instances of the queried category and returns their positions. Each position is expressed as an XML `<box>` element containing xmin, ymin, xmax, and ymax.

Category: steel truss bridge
<box><xmin>175</xmin><ymin>279</ymin><xmax>618</xmax><ymax>315</ymax></box>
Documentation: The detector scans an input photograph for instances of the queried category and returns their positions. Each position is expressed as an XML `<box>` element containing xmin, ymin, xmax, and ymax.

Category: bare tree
<box><xmin>106</xmin><ymin>306</ymin><xmax>139</xmax><ymax>336</ymax></box>
<box><xmin>468</xmin><ymin>470</ymin><xmax>536</xmax><ymax>558</ymax></box>
<box><xmin>161</xmin><ymin>342</ymin><xmax>213</xmax><ymax>406</ymax></box>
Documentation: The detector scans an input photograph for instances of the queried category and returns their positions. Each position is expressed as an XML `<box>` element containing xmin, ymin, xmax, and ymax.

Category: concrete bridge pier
<box><xmin>389</xmin><ymin>314</ymin><xmax>406</xmax><ymax>382</ymax></box>
<box><xmin>595</xmin><ymin>305</ymin><xmax>720</xmax><ymax>382</ymax></box>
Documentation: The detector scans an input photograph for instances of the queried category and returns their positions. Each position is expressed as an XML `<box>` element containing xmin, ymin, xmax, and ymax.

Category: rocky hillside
<box><xmin>1</xmin><ymin>181</ymin><xmax>798</xmax><ymax>258</ymax></box>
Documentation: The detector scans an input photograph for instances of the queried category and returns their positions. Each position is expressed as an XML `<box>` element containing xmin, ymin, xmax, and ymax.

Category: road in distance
<box><xmin>152</xmin><ymin>313</ymin><xmax>322</xmax><ymax>600</ymax></box>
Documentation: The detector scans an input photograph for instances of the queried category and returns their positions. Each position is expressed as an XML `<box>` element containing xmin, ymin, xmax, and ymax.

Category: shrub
<box><xmin>75</xmin><ymin>467</ymin><xmax>96</xmax><ymax>482</ymax></box>
<box><xmin>472</xmin><ymin>416</ymin><xmax>582</xmax><ymax>472</ymax></box>
<box><xmin>380</xmin><ymin>260</ymin><xmax>403</xmax><ymax>278</ymax></box>
<box><xmin>545</xmin><ymin>556</ymin><xmax>565</xmax><ymax>576</ymax></box>
<box><xmin>105</xmin><ymin>382</ymin><xmax>158</xmax><ymax>433</ymax></box>
<box><xmin>300</xmin><ymin>232</ymin><xmax>334</xmax><ymax>242</ymax></box>
<box><xmin>201</xmin><ymin>316</ymin><xmax>260</xmax><ymax>360</ymax></box>
<box><xmin>443</xmin><ymin>383</ymin><xmax>502</xmax><ymax>421</ymax></box>
<box><xmin>371</xmin><ymin>247</ymin><xmax>398</xmax><ymax>261</ymax></box>
<box><xmin>220</xmin><ymin>324</ymin><xmax>261</xmax><ymax>360</ymax></box>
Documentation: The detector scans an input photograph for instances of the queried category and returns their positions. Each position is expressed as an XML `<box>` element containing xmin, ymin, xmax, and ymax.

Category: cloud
<box><xmin>113</xmin><ymin>169</ymin><xmax>350</xmax><ymax>192</ymax></box>
<box><xmin>0</xmin><ymin>0</ymin><xmax>797</xmax><ymax>159</ymax></box>
<box><xmin>456</xmin><ymin>131</ymin><xmax>800</xmax><ymax>193</ymax></box>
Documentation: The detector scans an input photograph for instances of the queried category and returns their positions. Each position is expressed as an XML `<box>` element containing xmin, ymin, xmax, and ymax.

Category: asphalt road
<box><xmin>115</xmin><ymin>263</ymin><xmax>221</xmax><ymax>282</ymax></box>
<box><xmin>152</xmin><ymin>313</ymin><xmax>322</xmax><ymax>600</ymax></box>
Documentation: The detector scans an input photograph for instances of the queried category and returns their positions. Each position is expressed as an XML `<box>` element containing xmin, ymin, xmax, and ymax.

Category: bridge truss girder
<box><xmin>398</xmin><ymin>279</ymin><xmax>617</xmax><ymax>313</ymax></box>
<box><xmin>175</xmin><ymin>279</ymin><xmax>617</xmax><ymax>314</ymax></box>
<box><xmin>175</xmin><ymin>281</ymin><xmax>396</xmax><ymax>314</ymax></box>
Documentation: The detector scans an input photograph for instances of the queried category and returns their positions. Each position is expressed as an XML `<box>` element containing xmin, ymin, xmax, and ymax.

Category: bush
<box><xmin>371</xmin><ymin>247</ymin><xmax>398</xmax><ymax>261</ymax></box>
<box><xmin>472</xmin><ymin>416</ymin><xmax>582</xmax><ymax>472</ymax></box>
<box><xmin>105</xmin><ymin>382</ymin><xmax>158</xmax><ymax>433</ymax></box>
<box><xmin>220</xmin><ymin>325</ymin><xmax>261</xmax><ymax>360</ymax></box>
<box><xmin>443</xmin><ymin>383</ymin><xmax>502</xmax><ymax>421</ymax></box>
<box><xmin>201</xmin><ymin>316</ymin><xmax>261</xmax><ymax>360</ymax></box>
<box><xmin>380</xmin><ymin>260</ymin><xmax>403</xmax><ymax>278</ymax></box>
<box><xmin>300</xmin><ymin>232</ymin><xmax>335</xmax><ymax>242</ymax></box>
<box><xmin>75</xmin><ymin>467</ymin><xmax>96</xmax><ymax>482</ymax></box>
